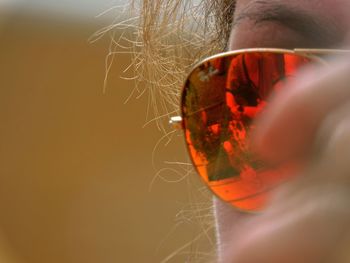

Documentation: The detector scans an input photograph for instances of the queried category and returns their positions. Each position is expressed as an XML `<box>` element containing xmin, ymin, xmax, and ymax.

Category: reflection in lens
<box><xmin>182</xmin><ymin>51</ymin><xmax>314</xmax><ymax>211</ymax></box>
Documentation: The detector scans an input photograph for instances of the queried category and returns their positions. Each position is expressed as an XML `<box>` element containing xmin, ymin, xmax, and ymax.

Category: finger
<box><xmin>222</xmin><ymin>181</ymin><xmax>350</xmax><ymax>263</ymax></box>
<box><xmin>226</xmin><ymin>101</ymin><xmax>350</xmax><ymax>263</ymax></box>
<box><xmin>253</xmin><ymin>59</ymin><xmax>350</xmax><ymax>163</ymax></box>
<box><xmin>315</xmin><ymin>101</ymin><xmax>350</xmax><ymax>179</ymax></box>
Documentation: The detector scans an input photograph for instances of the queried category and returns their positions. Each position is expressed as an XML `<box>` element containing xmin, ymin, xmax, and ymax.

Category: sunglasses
<box><xmin>170</xmin><ymin>48</ymin><xmax>350</xmax><ymax>212</ymax></box>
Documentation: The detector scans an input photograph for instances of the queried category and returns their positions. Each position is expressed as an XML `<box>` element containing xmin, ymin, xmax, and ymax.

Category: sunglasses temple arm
<box><xmin>294</xmin><ymin>48</ymin><xmax>350</xmax><ymax>55</ymax></box>
<box><xmin>169</xmin><ymin>116</ymin><xmax>183</xmax><ymax>130</ymax></box>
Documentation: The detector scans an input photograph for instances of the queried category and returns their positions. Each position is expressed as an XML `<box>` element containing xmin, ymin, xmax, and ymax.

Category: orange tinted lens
<box><xmin>181</xmin><ymin>51</ymin><xmax>315</xmax><ymax>211</ymax></box>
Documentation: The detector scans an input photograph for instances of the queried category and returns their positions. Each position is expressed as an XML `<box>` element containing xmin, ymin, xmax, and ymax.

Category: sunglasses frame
<box><xmin>170</xmin><ymin>47</ymin><xmax>350</xmax><ymax>211</ymax></box>
<box><xmin>171</xmin><ymin>48</ymin><xmax>350</xmax><ymax>128</ymax></box>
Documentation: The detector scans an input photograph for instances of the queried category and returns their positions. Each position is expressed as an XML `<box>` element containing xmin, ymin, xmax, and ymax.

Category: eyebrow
<box><xmin>233</xmin><ymin>1</ymin><xmax>345</xmax><ymax>47</ymax></box>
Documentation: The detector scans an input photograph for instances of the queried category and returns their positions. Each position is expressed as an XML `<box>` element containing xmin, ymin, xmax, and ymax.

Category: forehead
<box><xmin>230</xmin><ymin>0</ymin><xmax>350</xmax><ymax>49</ymax></box>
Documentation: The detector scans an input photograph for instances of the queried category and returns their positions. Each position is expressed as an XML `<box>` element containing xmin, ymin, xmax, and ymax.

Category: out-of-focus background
<box><xmin>0</xmin><ymin>1</ymin><xmax>213</xmax><ymax>262</ymax></box>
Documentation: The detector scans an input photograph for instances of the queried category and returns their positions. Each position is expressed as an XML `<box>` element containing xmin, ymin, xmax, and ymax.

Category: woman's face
<box><xmin>216</xmin><ymin>0</ymin><xmax>350</xmax><ymax>261</ymax></box>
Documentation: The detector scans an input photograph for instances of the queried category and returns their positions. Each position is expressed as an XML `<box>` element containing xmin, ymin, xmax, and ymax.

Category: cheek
<box><xmin>214</xmin><ymin>197</ymin><xmax>252</xmax><ymax>259</ymax></box>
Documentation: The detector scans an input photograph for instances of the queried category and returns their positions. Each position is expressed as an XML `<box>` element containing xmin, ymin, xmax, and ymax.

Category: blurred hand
<box><xmin>254</xmin><ymin>58</ymin><xmax>350</xmax><ymax>164</ymax></box>
<box><xmin>222</xmin><ymin>57</ymin><xmax>350</xmax><ymax>262</ymax></box>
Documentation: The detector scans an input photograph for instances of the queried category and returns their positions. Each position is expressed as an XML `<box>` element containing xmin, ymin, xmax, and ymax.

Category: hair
<box><xmin>95</xmin><ymin>0</ymin><xmax>236</xmax><ymax>133</ymax></box>
<box><xmin>90</xmin><ymin>2</ymin><xmax>236</xmax><ymax>261</ymax></box>
<box><xmin>133</xmin><ymin>2</ymin><xmax>237</xmax><ymax>262</ymax></box>
<box><xmin>137</xmin><ymin>0</ymin><xmax>236</xmax><ymax>132</ymax></box>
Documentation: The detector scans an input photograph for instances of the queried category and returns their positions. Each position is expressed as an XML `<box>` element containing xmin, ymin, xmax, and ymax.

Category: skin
<box><xmin>215</xmin><ymin>1</ymin><xmax>350</xmax><ymax>262</ymax></box>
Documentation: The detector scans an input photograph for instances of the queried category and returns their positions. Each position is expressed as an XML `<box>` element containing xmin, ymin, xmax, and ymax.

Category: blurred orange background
<box><xmin>0</xmin><ymin>2</ymin><xmax>213</xmax><ymax>263</ymax></box>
